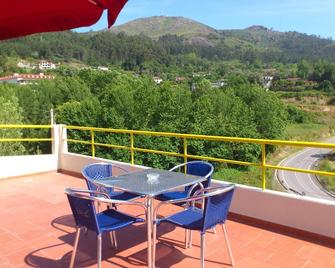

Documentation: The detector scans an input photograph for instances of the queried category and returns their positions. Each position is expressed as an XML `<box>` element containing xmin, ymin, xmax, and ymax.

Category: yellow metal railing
<box><xmin>0</xmin><ymin>124</ymin><xmax>53</xmax><ymax>143</ymax></box>
<box><xmin>65</xmin><ymin>125</ymin><xmax>335</xmax><ymax>190</ymax></box>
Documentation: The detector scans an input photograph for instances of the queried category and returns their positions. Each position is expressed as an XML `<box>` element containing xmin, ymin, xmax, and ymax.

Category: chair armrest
<box><xmin>169</xmin><ymin>162</ymin><xmax>187</xmax><ymax>172</ymax></box>
<box><xmin>65</xmin><ymin>188</ymin><xmax>110</xmax><ymax>198</ymax></box>
<box><xmin>193</xmin><ymin>184</ymin><xmax>234</xmax><ymax>196</ymax></box>
<box><xmin>65</xmin><ymin>188</ymin><xmax>147</xmax><ymax>209</ymax></box>
<box><xmin>186</xmin><ymin>182</ymin><xmax>204</xmax><ymax>197</ymax></box>
<box><xmin>153</xmin><ymin>185</ymin><xmax>235</xmax><ymax>222</ymax></box>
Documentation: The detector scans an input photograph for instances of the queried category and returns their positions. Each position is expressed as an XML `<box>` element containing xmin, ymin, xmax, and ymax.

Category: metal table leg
<box><xmin>146</xmin><ymin>196</ymin><xmax>153</xmax><ymax>268</ymax></box>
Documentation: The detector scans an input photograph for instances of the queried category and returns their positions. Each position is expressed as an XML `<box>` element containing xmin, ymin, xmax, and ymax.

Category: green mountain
<box><xmin>1</xmin><ymin>16</ymin><xmax>335</xmax><ymax>68</ymax></box>
<box><xmin>110</xmin><ymin>16</ymin><xmax>335</xmax><ymax>61</ymax></box>
<box><xmin>110</xmin><ymin>16</ymin><xmax>219</xmax><ymax>40</ymax></box>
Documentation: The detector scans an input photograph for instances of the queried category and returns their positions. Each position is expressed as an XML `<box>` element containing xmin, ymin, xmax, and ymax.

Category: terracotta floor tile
<box><xmin>308</xmin><ymin>247</ymin><xmax>335</xmax><ymax>266</ymax></box>
<box><xmin>5</xmin><ymin>246</ymin><xmax>35</xmax><ymax>267</ymax></box>
<box><xmin>0</xmin><ymin>172</ymin><xmax>334</xmax><ymax>268</ymax></box>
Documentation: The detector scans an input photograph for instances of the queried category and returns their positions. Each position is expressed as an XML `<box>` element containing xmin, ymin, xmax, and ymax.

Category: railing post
<box><xmin>183</xmin><ymin>137</ymin><xmax>188</xmax><ymax>163</ymax></box>
<box><xmin>183</xmin><ymin>138</ymin><xmax>188</xmax><ymax>173</ymax></box>
<box><xmin>130</xmin><ymin>132</ymin><xmax>134</xmax><ymax>165</ymax></box>
<box><xmin>261</xmin><ymin>143</ymin><xmax>266</xmax><ymax>190</ymax></box>
<box><xmin>90</xmin><ymin>129</ymin><xmax>95</xmax><ymax>158</ymax></box>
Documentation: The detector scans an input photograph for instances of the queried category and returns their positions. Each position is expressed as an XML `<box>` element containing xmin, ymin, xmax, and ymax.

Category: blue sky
<box><xmin>77</xmin><ymin>0</ymin><xmax>335</xmax><ymax>39</ymax></box>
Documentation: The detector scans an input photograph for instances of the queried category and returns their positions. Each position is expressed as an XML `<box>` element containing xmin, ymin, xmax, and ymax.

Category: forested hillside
<box><xmin>0</xmin><ymin>69</ymin><xmax>291</xmax><ymax>170</ymax></box>
<box><xmin>1</xmin><ymin>16</ymin><xmax>335</xmax><ymax>70</ymax></box>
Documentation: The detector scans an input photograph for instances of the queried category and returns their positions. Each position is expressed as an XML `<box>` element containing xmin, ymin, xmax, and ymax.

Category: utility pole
<box><xmin>50</xmin><ymin>108</ymin><xmax>55</xmax><ymax>125</ymax></box>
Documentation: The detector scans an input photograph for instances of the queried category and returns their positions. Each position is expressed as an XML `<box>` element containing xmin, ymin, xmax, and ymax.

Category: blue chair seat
<box><xmin>157</xmin><ymin>207</ymin><xmax>203</xmax><ymax>230</ymax></box>
<box><xmin>108</xmin><ymin>190</ymin><xmax>141</xmax><ymax>201</ymax></box>
<box><xmin>156</xmin><ymin>191</ymin><xmax>188</xmax><ymax>202</ymax></box>
<box><xmin>97</xmin><ymin>209</ymin><xmax>144</xmax><ymax>233</ymax></box>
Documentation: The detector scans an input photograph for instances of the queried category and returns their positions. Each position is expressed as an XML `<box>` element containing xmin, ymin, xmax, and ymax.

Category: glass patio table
<box><xmin>95</xmin><ymin>168</ymin><xmax>206</xmax><ymax>268</ymax></box>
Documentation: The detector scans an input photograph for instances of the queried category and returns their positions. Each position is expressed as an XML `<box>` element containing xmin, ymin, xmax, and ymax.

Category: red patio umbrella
<box><xmin>0</xmin><ymin>0</ymin><xmax>127</xmax><ymax>40</ymax></box>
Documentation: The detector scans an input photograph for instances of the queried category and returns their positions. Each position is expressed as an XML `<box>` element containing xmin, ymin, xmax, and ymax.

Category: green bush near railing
<box><xmin>0</xmin><ymin>125</ymin><xmax>53</xmax><ymax>156</ymax></box>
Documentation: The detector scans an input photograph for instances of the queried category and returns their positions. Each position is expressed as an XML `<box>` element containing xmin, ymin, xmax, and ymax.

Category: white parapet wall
<box><xmin>0</xmin><ymin>124</ymin><xmax>62</xmax><ymax>179</ymax></box>
<box><xmin>59</xmin><ymin>149</ymin><xmax>335</xmax><ymax>239</ymax></box>
<box><xmin>60</xmin><ymin>152</ymin><xmax>147</xmax><ymax>175</ymax></box>
<box><xmin>212</xmin><ymin>180</ymin><xmax>335</xmax><ymax>239</ymax></box>
<box><xmin>0</xmin><ymin>154</ymin><xmax>58</xmax><ymax>179</ymax></box>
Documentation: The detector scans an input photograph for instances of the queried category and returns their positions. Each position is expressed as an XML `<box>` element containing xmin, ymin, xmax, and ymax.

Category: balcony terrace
<box><xmin>0</xmin><ymin>124</ymin><xmax>334</xmax><ymax>267</ymax></box>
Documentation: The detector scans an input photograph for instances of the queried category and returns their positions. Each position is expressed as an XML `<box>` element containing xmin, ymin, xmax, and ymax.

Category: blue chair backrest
<box><xmin>66</xmin><ymin>194</ymin><xmax>100</xmax><ymax>234</ymax></box>
<box><xmin>186</xmin><ymin>161</ymin><xmax>213</xmax><ymax>188</ymax></box>
<box><xmin>184</xmin><ymin>161</ymin><xmax>214</xmax><ymax>193</ymax></box>
<box><xmin>202</xmin><ymin>186</ymin><xmax>235</xmax><ymax>233</ymax></box>
<box><xmin>82</xmin><ymin>163</ymin><xmax>113</xmax><ymax>191</ymax></box>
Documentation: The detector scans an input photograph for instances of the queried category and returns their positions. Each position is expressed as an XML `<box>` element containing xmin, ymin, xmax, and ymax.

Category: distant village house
<box><xmin>263</xmin><ymin>75</ymin><xmax>274</xmax><ymax>90</ymax></box>
<box><xmin>38</xmin><ymin>60</ymin><xmax>57</xmax><ymax>70</ymax></box>
<box><xmin>175</xmin><ymin>76</ymin><xmax>188</xmax><ymax>82</ymax></box>
<box><xmin>153</xmin><ymin>76</ymin><xmax>163</xmax><ymax>84</ymax></box>
<box><xmin>0</xmin><ymin>73</ymin><xmax>55</xmax><ymax>85</ymax></box>
<box><xmin>17</xmin><ymin>60</ymin><xmax>34</xmax><ymax>69</ymax></box>
<box><xmin>97</xmin><ymin>66</ymin><xmax>109</xmax><ymax>71</ymax></box>
<box><xmin>211</xmin><ymin>80</ymin><xmax>227</xmax><ymax>88</ymax></box>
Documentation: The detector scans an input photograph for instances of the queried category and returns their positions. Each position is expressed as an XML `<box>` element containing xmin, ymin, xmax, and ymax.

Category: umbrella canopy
<box><xmin>0</xmin><ymin>0</ymin><xmax>127</xmax><ymax>40</ymax></box>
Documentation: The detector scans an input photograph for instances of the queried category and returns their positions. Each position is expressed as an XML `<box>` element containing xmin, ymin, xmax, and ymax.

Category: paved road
<box><xmin>276</xmin><ymin>137</ymin><xmax>335</xmax><ymax>201</ymax></box>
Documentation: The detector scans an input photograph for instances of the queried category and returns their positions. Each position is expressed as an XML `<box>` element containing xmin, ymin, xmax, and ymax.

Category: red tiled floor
<box><xmin>0</xmin><ymin>172</ymin><xmax>334</xmax><ymax>268</ymax></box>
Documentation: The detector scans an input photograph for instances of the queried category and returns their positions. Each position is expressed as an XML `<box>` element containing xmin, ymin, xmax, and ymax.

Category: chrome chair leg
<box><xmin>222</xmin><ymin>224</ymin><xmax>235</xmax><ymax>266</ymax></box>
<box><xmin>97</xmin><ymin>234</ymin><xmax>102</xmax><ymax>268</ymax></box>
<box><xmin>84</xmin><ymin>227</ymin><xmax>88</xmax><ymax>235</ymax></box>
<box><xmin>188</xmin><ymin>230</ymin><xmax>193</xmax><ymax>248</ymax></box>
<box><xmin>200</xmin><ymin>233</ymin><xmax>205</xmax><ymax>268</ymax></box>
<box><xmin>152</xmin><ymin>222</ymin><xmax>157</xmax><ymax>268</ymax></box>
<box><xmin>69</xmin><ymin>227</ymin><xmax>81</xmax><ymax>268</ymax></box>
<box><xmin>112</xmin><ymin>231</ymin><xmax>117</xmax><ymax>248</ymax></box>
<box><xmin>184</xmin><ymin>229</ymin><xmax>189</xmax><ymax>249</ymax></box>
<box><xmin>109</xmin><ymin>231</ymin><xmax>115</xmax><ymax>248</ymax></box>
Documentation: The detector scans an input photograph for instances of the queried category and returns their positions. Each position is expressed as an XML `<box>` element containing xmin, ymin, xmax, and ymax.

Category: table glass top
<box><xmin>95</xmin><ymin>168</ymin><xmax>205</xmax><ymax>196</ymax></box>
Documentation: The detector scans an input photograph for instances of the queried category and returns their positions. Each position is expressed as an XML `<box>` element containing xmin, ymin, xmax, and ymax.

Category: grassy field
<box><xmin>214</xmin><ymin>122</ymin><xmax>333</xmax><ymax>190</ymax></box>
<box><xmin>214</xmin><ymin>93</ymin><xmax>335</xmax><ymax>190</ymax></box>
<box><xmin>317</xmin><ymin>152</ymin><xmax>335</xmax><ymax>193</ymax></box>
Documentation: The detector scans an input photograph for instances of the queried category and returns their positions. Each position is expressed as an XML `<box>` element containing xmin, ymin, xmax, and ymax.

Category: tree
<box><xmin>318</xmin><ymin>80</ymin><xmax>334</xmax><ymax>92</ymax></box>
<box><xmin>297</xmin><ymin>59</ymin><xmax>311</xmax><ymax>79</ymax></box>
<box><xmin>0</xmin><ymin>94</ymin><xmax>25</xmax><ymax>156</ymax></box>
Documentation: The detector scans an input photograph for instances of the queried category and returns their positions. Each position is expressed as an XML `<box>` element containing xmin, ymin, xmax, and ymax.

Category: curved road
<box><xmin>276</xmin><ymin>137</ymin><xmax>335</xmax><ymax>201</ymax></box>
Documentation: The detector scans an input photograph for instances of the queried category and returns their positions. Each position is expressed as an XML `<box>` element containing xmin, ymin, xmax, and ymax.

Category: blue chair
<box><xmin>82</xmin><ymin>163</ymin><xmax>141</xmax><ymax>201</ymax></box>
<box><xmin>153</xmin><ymin>185</ymin><xmax>235</xmax><ymax>268</ymax></box>
<box><xmin>65</xmin><ymin>188</ymin><xmax>145</xmax><ymax>268</ymax></box>
<box><xmin>155</xmin><ymin>161</ymin><xmax>214</xmax><ymax>201</ymax></box>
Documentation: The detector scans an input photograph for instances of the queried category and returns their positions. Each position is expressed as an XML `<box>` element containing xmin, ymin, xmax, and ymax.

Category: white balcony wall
<box><xmin>0</xmin><ymin>155</ymin><xmax>57</xmax><ymax>179</ymax></box>
<box><xmin>0</xmin><ymin>124</ymin><xmax>62</xmax><ymax>179</ymax></box>
<box><xmin>213</xmin><ymin>181</ymin><xmax>335</xmax><ymax>239</ymax></box>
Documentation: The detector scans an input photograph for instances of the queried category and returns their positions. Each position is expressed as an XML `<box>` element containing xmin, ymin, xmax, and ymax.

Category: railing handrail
<box><xmin>65</xmin><ymin>125</ymin><xmax>335</xmax><ymax>149</ymax></box>
<box><xmin>0</xmin><ymin>124</ymin><xmax>333</xmax><ymax>192</ymax></box>
<box><xmin>64</xmin><ymin>125</ymin><xmax>335</xmax><ymax>191</ymax></box>
<box><xmin>0</xmin><ymin>124</ymin><xmax>52</xmax><ymax>129</ymax></box>
<box><xmin>0</xmin><ymin>124</ymin><xmax>53</xmax><ymax>143</ymax></box>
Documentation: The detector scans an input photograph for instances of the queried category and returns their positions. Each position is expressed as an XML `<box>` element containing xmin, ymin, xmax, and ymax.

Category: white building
<box><xmin>17</xmin><ymin>60</ymin><xmax>33</xmax><ymax>69</ymax></box>
<box><xmin>263</xmin><ymin>75</ymin><xmax>274</xmax><ymax>91</ymax></box>
<box><xmin>0</xmin><ymin>73</ymin><xmax>55</xmax><ymax>85</ymax></box>
<box><xmin>97</xmin><ymin>66</ymin><xmax>109</xmax><ymax>71</ymax></box>
<box><xmin>38</xmin><ymin>60</ymin><xmax>57</xmax><ymax>70</ymax></box>
<box><xmin>153</xmin><ymin>76</ymin><xmax>163</xmax><ymax>84</ymax></box>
